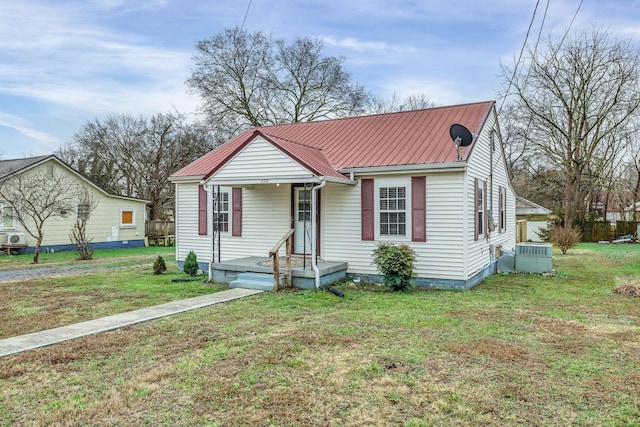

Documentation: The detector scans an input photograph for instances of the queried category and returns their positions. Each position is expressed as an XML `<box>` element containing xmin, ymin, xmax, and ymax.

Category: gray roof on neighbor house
<box><xmin>0</xmin><ymin>155</ymin><xmax>52</xmax><ymax>180</ymax></box>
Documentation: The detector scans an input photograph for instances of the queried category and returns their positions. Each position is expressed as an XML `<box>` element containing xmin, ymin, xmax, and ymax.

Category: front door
<box><xmin>294</xmin><ymin>187</ymin><xmax>312</xmax><ymax>254</ymax></box>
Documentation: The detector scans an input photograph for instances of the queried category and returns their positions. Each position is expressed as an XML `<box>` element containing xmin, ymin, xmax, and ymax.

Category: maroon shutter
<box><xmin>232</xmin><ymin>187</ymin><xmax>242</xmax><ymax>236</ymax></box>
<box><xmin>411</xmin><ymin>176</ymin><xmax>426</xmax><ymax>242</ymax></box>
<box><xmin>498</xmin><ymin>187</ymin><xmax>503</xmax><ymax>232</ymax></box>
<box><xmin>474</xmin><ymin>178</ymin><xmax>479</xmax><ymax>241</ymax></box>
<box><xmin>361</xmin><ymin>179</ymin><xmax>374</xmax><ymax>241</ymax></box>
<box><xmin>198</xmin><ymin>185</ymin><xmax>207</xmax><ymax>236</ymax></box>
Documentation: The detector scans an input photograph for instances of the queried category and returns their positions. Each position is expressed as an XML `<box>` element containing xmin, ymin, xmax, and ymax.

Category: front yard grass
<box><xmin>1</xmin><ymin>243</ymin><xmax>639</xmax><ymax>426</ymax></box>
<box><xmin>0</xmin><ymin>247</ymin><xmax>222</xmax><ymax>338</ymax></box>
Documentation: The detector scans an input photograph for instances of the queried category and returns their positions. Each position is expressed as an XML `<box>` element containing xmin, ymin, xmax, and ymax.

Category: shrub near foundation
<box><xmin>372</xmin><ymin>242</ymin><xmax>416</xmax><ymax>292</ymax></box>
<box><xmin>183</xmin><ymin>251</ymin><xmax>199</xmax><ymax>276</ymax></box>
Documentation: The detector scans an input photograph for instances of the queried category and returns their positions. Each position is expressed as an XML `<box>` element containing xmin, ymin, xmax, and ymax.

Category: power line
<box><xmin>498</xmin><ymin>0</ymin><xmax>541</xmax><ymax>114</ymax></box>
<box><xmin>241</xmin><ymin>0</ymin><xmax>253</xmax><ymax>30</ymax></box>
<box><xmin>558</xmin><ymin>0</ymin><xmax>584</xmax><ymax>47</ymax></box>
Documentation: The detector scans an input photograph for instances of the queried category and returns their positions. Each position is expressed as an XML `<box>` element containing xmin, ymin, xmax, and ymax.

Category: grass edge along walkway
<box><xmin>0</xmin><ymin>288</ymin><xmax>263</xmax><ymax>357</ymax></box>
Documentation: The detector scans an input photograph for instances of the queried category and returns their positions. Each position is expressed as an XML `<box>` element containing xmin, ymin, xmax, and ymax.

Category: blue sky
<box><xmin>1</xmin><ymin>0</ymin><xmax>639</xmax><ymax>159</ymax></box>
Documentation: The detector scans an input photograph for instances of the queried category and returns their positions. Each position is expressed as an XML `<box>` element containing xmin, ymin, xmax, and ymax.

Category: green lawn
<box><xmin>0</xmin><ymin>243</ymin><xmax>639</xmax><ymax>426</ymax></box>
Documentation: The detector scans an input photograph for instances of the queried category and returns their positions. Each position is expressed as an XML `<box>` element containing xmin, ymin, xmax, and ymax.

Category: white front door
<box><xmin>294</xmin><ymin>187</ymin><xmax>312</xmax><ymax>254</ymax></box>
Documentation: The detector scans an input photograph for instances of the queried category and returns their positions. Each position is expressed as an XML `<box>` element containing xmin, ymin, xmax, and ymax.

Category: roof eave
<box><xmin>339</xmin><ymin>162</ymin><xmax>467</xmax><ymax>175</ymax></box>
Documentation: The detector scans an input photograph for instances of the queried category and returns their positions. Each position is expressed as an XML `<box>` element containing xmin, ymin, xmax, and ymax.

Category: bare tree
<box><xmin>69</xmin><ymin>185</ymin><xmax>99</xmax><ymax>260</ymax></box>
<box><xmin>57</xmin><ymin>112</ymin><xmax>215</xmax><ymax>220</ymax></box>
<box><xmin>368</xmin><ymin>93</ymin><xmax>435</xmax><ymax>114</ymax></box>
<box><xmin>187</xmin><ymin>26</ymin><xmax>369</xmax><ymax>135</ymax></box>
<box><xmin>0</xmin><ymin>165</ymin><xmax>76</xmax><ymax>263</ymax></box>
<box><xmin>501</xmin><ymin>27</ymin><xmax>640</xmax><ymax>227</ymax></box>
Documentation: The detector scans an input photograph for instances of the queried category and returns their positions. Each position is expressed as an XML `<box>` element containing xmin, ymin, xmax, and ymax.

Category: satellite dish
<box><xmin>449</xmin><ymin>124</ymin><xmax>474</xmax><ymax>160</ymax></box>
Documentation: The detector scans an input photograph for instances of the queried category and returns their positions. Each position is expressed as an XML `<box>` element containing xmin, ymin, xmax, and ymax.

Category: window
<box><xmin>214</xmin><ymin>191</ymin><xmax>229</xmax><ymax>232</ymax></box>
<box><xmin>77</xmin><ymin>203</ymin><xmax>91</xmax><ymax>221</ymax></box>
<box><xmin>121</xmin><ymin>209</ymin><xmax>135</xmax><ymax>227</ymax></box>
<box><xmin>476</xmin><ymin>180</ymin><xmax>484</xmax><ymax>238</ymax></box>
<box><xmin>379</xmin><ymin>186</ymin><xmax>406</xmax><ymax>236</ymax></box>
<box><xmin>297</xmin><ymin>189</ymin><xmax>311</xmax><ymax>221</ymax></box>
<box><xmin>2</xmin><ymin>205</ymin><xmax>14</xmax><ymax>229</ymax></box>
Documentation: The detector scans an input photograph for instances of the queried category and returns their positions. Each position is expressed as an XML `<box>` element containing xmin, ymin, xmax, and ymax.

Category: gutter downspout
<box><xmin>203</xmin><ymin>184</ymin><xmax>215</xmax><ymax>282</ymax></box>
<box><xmin>311</xmin><ymin>178</ymin><xmax>327</xmax><ymax>289</ymax></box>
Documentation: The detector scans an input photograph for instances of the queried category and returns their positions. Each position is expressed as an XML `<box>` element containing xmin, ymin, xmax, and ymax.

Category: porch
<box><xmin>212</xmin><ymin>256</ymin><xmax>348</xmax><ymax>290</ymax></box>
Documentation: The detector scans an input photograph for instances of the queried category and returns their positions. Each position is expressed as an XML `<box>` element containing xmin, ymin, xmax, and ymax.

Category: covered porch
<box><xmin>212</xmin><ymin>256</ymin><xmax>348</xmax><ymax>290</ymax></box>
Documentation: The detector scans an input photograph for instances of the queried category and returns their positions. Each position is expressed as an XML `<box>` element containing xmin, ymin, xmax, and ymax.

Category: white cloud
<box><xmin>0</xmin><ymin>112</ymin><xmax>62</xmax><ymax>144</ymax></box>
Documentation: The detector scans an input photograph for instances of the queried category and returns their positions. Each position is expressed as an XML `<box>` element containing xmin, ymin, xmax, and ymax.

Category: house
<box><xmin>0</xmin><ymin>155</ymin><xmax>147</xmax><ymax>252</ymax></box>
<box><xmin>515</xmin><ymin>196</ymin><xmax>552</xmax><ymax>242</ymax></box>
<box><xmin>169</xmin><ymin>101</ymin><xmax>516</xmax><ymax>290</ymax></box>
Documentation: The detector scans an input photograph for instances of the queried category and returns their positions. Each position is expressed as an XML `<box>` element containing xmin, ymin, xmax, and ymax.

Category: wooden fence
<box><xmin>579</xmin><ymin>221</ymin><xmax>638</xmax><ymax>242</ymax></box>
<box><xmin>145</xmin><ymin>220</ymin><xmax>175</xmax><ymax>237</ymax></box>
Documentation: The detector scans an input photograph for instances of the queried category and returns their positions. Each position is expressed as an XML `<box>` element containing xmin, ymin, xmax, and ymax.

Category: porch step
<box><xmin>229</xmin><ymin>272</ymin><xmax>283</xmax><ymax>291</ymax></box>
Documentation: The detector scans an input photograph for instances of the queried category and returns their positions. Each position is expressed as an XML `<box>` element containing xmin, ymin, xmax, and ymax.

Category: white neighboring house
<box><xmin>170</xmin><ymin>101</ymin><xmax>516</xmax><ymax>290</ymax></box>
<box><xmin>515</xmin><ymin>196</ymin><xmax>552</xmax><ymax>242</ymax></box>
<box><xmin>0</xmin><ymin>155</ymin><xmax>147</xmax><ymax>252</ymax></box>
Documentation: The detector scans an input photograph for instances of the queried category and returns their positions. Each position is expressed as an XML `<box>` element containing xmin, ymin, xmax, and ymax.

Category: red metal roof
<box><xmin>171</xmin><ymin>101</ymin><xmax>494</xmax><ymax>178</ymax></box>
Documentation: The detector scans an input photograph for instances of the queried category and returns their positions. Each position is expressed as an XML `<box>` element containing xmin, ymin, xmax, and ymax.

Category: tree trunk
<box><xmin>33</xmin><ymin>236</ymin><xmax>43</xmax><ymax>264</ymax></box>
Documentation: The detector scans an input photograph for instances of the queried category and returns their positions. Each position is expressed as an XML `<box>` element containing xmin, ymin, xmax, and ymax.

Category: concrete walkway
<box><xmin>0</xmin><ymin>288</ymin><xmax>263</xmax><ymax>358</ymax></box>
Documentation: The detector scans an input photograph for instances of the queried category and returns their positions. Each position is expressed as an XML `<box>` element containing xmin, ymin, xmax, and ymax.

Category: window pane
<box><xmin>121</xmin><ymin>210</ymin><xmax>133</xmax><ymax>225</ymax></box>
<box><xmin>2</xmin><ymin>206</ymin><xmax>13</xmax><ymax>228</ymax></box>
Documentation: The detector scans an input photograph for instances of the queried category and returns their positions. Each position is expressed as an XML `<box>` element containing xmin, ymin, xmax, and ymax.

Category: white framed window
<box><xmin>77</xmin><ymin>203</ymin><xmax>91</xmax><ymax>221</ymax></box>
<box><xmin>213</xmin><ymin>190</ymin><xmax>229</xmax><ymax>232</ymax></box>
<box><xmin>476</xmin><ymin>179</ymin><xmax>485</xmax><ymax>239</ymax></box>
<box><xmin>1</xmin><ymin>205</ymin><xmax>15</xmax><ymax>230</ymax></box>
<box><xmin>120</xmin><ymin>209</ymin><xmax>136</xmax><ymax>227</ymax></box>
<box><xmin>375</xmin><ymin>178</ymin><xmax>411</xmax><ymax>240</ymax></box>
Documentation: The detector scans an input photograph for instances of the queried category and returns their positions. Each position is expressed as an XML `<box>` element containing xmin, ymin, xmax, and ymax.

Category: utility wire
<box><xmin>558</xmin><ymin>0</ymin><xmax>584</xmax><ymax>47</ymax></box>
<box><xmin>241</xmin><ymin>0</ymin><xmax>253</xmax><ymax>30</ymax></box>
<box><xmin>498</xmin><ymin>0</ymin><xmax>541</xmax><ymax>114</ymax></box>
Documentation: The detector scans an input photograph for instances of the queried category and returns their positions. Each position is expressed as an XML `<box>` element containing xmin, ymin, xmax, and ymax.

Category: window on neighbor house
<box><xmin>2</xmin><ymin>205</ymin><xmax>14</xmax><ymax>229</ymax></box>
<box><xmin>121</xmin><ymin>209</ymin><xmax>135</xmax><ymax>227</ymax></box>
<box><xmin>379</xmin><ymin>186</ymin><xmax>406</xmax><ymax>236</ymax></box>
<box><xmin>77</xmin><ymin>203</ymin><xmax>91</xmax><ymax>221</ymax></box>
<box><xmin>213</xmin><ymin>191</ymin><xmax>229</xmax><ymax>232</ymax></box>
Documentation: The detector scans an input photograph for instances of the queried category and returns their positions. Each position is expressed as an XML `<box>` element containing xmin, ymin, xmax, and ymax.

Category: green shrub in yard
<box><xmin>153</xmin><ymin>255</ymin><xmax>167</xmax><ymax>274</ymax></box>
<box><xmin>550</xmin><ymin>226</ymin><xmax>582</xmax><ymax>254</ymax></box>
<box><xmin>183</xmin><ymin>251</ymin><xmax>199</xmax><ymax>276</ymax></box>
<box><xmin>372</xmin><ymin>242</ymin><xmax>416</xmax><ymax>292</ymax></box>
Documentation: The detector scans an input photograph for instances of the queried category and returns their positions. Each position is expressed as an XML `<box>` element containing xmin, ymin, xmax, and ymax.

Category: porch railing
<box><xmin>269</xmin><ymin>229</ymin><xmax>294</xmax><ymax>291</ymax></box>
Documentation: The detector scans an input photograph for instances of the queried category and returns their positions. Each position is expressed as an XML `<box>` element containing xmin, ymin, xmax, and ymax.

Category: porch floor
<box><xmin>213</xmin><ymin>256</ymin><xmax>348</xmax><ymax>289</ymax></box>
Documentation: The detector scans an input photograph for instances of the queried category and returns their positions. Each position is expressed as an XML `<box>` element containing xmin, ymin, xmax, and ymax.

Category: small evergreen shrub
<box><xmin>183</xmin><ymin>250</ymin><xmax>199</xmax><ymax>276</ymax></box>
<box><xmin>153</xmin><ymin>255</ymin><xmax>167</xmax><ymax>274</ymax></box>
<box><xmin>549</xmin><ymin>226</ymin><xmax>581</xmax><ymax>254</ymax></box>
<box><xmin>372</xmin><ymin>242</ymin><xmax>417</xmax><ymax>292</ymax></box>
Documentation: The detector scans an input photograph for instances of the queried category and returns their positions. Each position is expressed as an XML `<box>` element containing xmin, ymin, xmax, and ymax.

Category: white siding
<box><xmin>212</xmin><ymin>137</ymin><xmax>315</xmax><ymax>185</ymax></box>
<box><xmin>465</xmin><ymin>107</ymin><xmax>517</xmax><ymax>278</ymax></box>
<box><xmin>175</xmin><ymin>182</ymin><xmax>212</xmax><ymax>263</ymax></box>
<box><xmin>217</xmin><ymin>184</ymin><xmax>291</xmax><ymax>260</ymax></box>
<box><xmin>322</xmin><ymin>172</ymin><xmax>467</xmax><ymax>280</ymax></box>
<box><xmin>175</xmin><ymin>182</ymin><xmax>292</xmax><ymax>264</ymax></box>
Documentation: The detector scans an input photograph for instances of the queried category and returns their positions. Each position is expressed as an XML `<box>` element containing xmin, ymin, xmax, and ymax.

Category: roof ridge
<box><xmin>260</xmin><ymin>131</ymin><xmax>324</xmax><ymax>151</ymax></box>
<box><xmin>253</xmin><ymin>100</ymin><xmax>496</xmax><ymax>131</ymax></box>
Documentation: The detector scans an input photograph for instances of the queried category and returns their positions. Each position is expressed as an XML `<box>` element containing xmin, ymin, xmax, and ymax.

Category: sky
<box><xmin>1</xmin><ymin>0</ymin><xmax>639</xmax><ymax>159</ymax></box>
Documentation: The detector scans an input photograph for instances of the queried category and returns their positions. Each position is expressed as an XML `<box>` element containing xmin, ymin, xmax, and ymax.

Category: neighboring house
<box><xmin>515</xmin><ymin>196</ymin><xmax>552</xmax><ymax>242</ymax></box>
<box><xmin>0</xmin><ymin>155</ymin><xmax>147</xmax><ymax>252</ymax></box>
<box><xmin>170</xmin><ymin>101</ymin><xmax>516</xmax><ymax>290</ymax></box>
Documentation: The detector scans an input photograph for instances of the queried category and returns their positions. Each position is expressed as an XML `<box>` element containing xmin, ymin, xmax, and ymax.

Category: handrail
<box><xmin>269</xmin><ymin>229</ymin><xmax>294</xmax><ymax>291</ymax></box>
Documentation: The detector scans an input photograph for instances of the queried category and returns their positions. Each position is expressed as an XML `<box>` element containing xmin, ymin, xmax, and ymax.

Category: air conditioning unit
<box><xmin>5</xmin><ymin>232</ymin><xmax>26</xmax><ymax>245</ymax></box>
<box><xmin>515</xmin><ymin>243</ymin><xmax>552</xmax><ymax>273</ymax></box>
